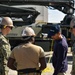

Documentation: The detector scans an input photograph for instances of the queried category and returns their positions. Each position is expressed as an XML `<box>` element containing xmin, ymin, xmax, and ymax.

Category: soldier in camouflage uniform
<box><xmin>0</xmin><ymin>17</ymin><xmax>14</xmax><ymax>75</ymax></box>
<box><xmin>70</xmin><ymin>18</ymin><xmax>75</xmax><ymax>75</ymax></box>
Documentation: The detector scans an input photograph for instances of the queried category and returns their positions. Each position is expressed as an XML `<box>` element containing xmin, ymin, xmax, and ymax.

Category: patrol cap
<box><xmin>48</xmin><ymin>25</ymin><xmax>60</xmax><ymax>38</ymax></box>
<box><xmin>22</xmin><ymin>26</ymin><xmax>36</xmax><ymax>37</ymax></box>
<box><xmin>1</xmin><ymin>17</ymin><xmax>14</xmax><ymax>27</ymax></box>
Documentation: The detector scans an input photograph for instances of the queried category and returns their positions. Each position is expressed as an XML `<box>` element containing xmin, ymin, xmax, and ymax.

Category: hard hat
<box><xmin>22</xmin><ymin>26</ymin><xmax>36</xmax><ymax>37</ymax></box>
<box><xmin>1</xmin><ymin>17</ymin><xmax>14</xmax><ymax>27</ymax></box>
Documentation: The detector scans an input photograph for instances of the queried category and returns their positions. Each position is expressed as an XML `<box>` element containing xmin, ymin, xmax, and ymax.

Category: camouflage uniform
<box><xmin>0</xmin><ymin>34</ymin><xmax>11</xmax><ymax>75</ymax></box>
<box><xmin>71</xmin><ymin>34</ymin><xmax>75</xmax><ymax>75</ymax></box>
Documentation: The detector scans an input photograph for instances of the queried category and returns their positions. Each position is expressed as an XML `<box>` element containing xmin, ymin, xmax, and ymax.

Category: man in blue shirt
<box><xmin>48</xmin><ymin>25</ymin><xmax>68</xmax><ymax>75</ymax></box>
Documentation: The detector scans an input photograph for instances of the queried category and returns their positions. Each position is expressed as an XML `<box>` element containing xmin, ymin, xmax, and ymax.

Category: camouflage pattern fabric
<box><xmin>71</xmin><ymin>33</ymin><xmax>75</xmax><ymax>75</ymax></box>
<box><xmin>71</xmin><ymin>51</ymin><xmax>75</xmax><ymax>75</ymax></box>
<box><xmin>0</xmin><ymin>34</ymin><xmax>11</xmax><ymax>75</ymax></box>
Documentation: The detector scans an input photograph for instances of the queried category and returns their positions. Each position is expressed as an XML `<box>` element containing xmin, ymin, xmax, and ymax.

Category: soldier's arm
<box><xmin>39</xmin><ymin>47</ymin><xmax>47</xmax><ymax>71</ymax></box>
<box><xmin>0</xmin><ymin>38</ymin><xmax>11</xmax><ymax>60</ymax></box>
<box><xmin>7</xmin><ymin>57</ymin><xmax>17</xmax><ymax>70</ymax></box>
<box><xmin>39</xmin><ymin>57</ymin><xmax>46</xmax><ymax>71</ymax></box>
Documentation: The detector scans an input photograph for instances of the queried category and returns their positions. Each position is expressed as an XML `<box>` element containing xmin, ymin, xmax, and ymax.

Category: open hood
<box><xmin>0</xmin><ymin>0</ymin><xmax>74</xmax><ymax>25</ymax></box>
<box><xmin>0</xmin><ymin>0</ymin><xmax>74</xmax><ymax>14</ymax></box>
<box><xmin>0</xmin><ymin>4</ymin><xmax>40</xmax><ymax>25</ymax></box>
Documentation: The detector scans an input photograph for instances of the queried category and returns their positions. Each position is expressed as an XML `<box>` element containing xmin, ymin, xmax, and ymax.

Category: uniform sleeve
<box><xmin>39</xmin><ymin>47</ymin><xmax>45</xmax><ymax>58</ymax></box>
<box><xmin>0</xmin><ymin>37</ymin><xmax>11</xmax><ymax>60</ymax></box>
<box><xmin>72</xmin><ymin>43</ymin><xmax>75</xmax><ymax>52</ymax></box>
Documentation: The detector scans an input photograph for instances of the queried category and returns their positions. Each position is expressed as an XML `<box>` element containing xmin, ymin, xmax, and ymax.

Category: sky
<box><xmin>48</xmin><ymin>9</ymin><xmax>66</xmax><ymax>23</ymax></box>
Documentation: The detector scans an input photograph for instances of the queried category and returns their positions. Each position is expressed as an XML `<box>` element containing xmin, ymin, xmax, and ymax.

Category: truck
<box><xmin>0</xmin><ymin>0</ymin><xmax>74</xmax><ymax>51</ymax></box>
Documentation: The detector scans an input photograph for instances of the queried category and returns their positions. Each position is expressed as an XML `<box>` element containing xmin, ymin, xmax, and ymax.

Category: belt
<box><xmin>18</xmin><ymin>68</ymin><xmax>41</xmax><ymax>73</ymax></box>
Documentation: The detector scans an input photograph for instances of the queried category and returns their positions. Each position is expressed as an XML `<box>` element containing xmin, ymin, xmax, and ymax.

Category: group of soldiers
<box><xmin>0</xmin><ymin>17</ymin><xmax>46</xmax><ymax>75</ymax></box>
<box><xmin>0</xmin><ymin>16</ymin><xmax>75</xmax><ymax>75</ymax></box>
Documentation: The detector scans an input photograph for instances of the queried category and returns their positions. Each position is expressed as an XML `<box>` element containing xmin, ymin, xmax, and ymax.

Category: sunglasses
<box><xmin>7</xmin><ymin>26</ymin><xmax>13</xmax><ymax>29</ymax></box>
